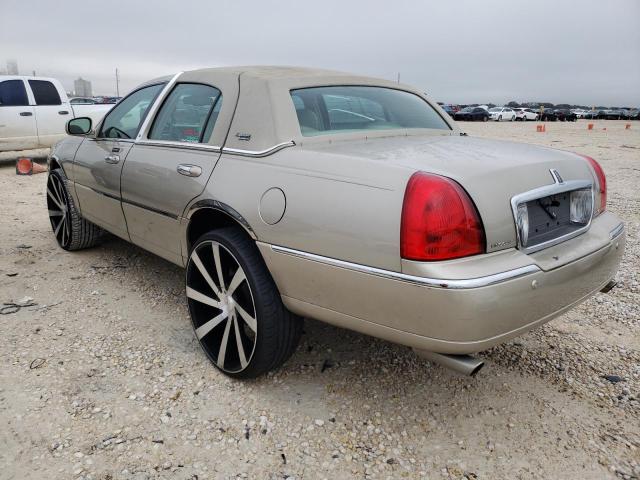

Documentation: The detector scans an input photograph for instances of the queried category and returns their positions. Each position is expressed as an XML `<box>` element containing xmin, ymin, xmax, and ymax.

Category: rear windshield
<box><xmin>290</xmin><ymin>86</ymin><xmax>450</xmax><ymax>137</ymax></box>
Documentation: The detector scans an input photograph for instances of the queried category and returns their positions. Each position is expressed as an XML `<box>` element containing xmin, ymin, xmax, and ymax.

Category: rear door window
<box><xmin>0</xmin><ymin>80</ymin><xmax>28</xmax><ymax>106</ymax></box>
<box><xmin>149</xmin><ymin>83</ymin><xmax>222</xmax><ymax>143</ymax></box>
<box><xmin>28</xmin><ymin>80</ymin><xmax>62</xmax><ymax>105</ymax></box>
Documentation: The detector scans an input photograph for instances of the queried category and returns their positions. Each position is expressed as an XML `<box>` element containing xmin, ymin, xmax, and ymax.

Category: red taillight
<box><xmin>581</xmin><ymin>155</ymin><xmax>606</xmax><ymax>215</ymax></box>
<box><xmin>400</xmin><ymin>172</ymin><xmax>485</xmax><ymax>261</ymax></box>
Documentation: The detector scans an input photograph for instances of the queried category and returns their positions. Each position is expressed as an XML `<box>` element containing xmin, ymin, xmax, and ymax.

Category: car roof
<box><xmin>131</xmin><ymin>65</ymin><xmax>457</xmax><ymax>152</ymax></box>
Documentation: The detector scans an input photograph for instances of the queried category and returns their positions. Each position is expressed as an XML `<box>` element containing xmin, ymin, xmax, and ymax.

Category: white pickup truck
<box><xmin>0</xmin><ymin>76</ymin><xmax>112</xmax><ymax>152</ymax></box>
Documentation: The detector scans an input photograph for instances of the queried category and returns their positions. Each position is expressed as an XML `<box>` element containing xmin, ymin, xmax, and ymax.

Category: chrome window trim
<box><xmin>135</xmin><ymin>72</ymin><xmax>183</xmax><ymax>141</ymax></box>
<box><xmin>510</xmin><ymin>178</ymin><xmax>594</xmax><ymax>254</ymax></box>
<box><xmin>135</xmin><ymin>139</ymin><xmax>222</xmax><ymax>153</ymax></box>
<box><xmin>222</xmin><ymin>141</ymin><xmax>296</xmax><ymax>158</ymax></box>
<box><xmin>270</xmin><ymin>245</ymin><xmax>541</xmax><ymax>290</ymax></box>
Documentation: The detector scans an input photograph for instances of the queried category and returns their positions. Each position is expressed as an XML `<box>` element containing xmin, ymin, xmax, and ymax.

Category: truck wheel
<box><xmin>46</xmin><ymin>169</ymin><xmax>104</xmax><ymax>251</ymax></box>
<box><xmin>186</xmin><ymin>227</ymin><xmax>302</xmax><ymax>379</ymax></box>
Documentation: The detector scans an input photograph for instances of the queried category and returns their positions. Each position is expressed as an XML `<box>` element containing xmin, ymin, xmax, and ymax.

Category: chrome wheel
<box><xmin>186</xmin><ymin>240</ymin><xmax>257</xmax><ymax>374</ymax></box>
<box><xmin>47</xmin><ymin>173</ymin><xmax>71</xmax><ymax>248</ymax></box>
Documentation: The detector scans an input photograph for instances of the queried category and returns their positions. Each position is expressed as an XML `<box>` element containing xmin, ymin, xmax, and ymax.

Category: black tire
<box><xmin>46</xmin><ymin>168</ymin><xmax>104</xmax><ymax>251</ymax></box>
<box><xmin>186</xmin><ymin>227</ymin><xmax>302</xmax><ymax>379</ymax></box>
<box><xmin>483</xmin><ymin>115</ymin><xmax>489</xmax><ymax>122</ymax></box>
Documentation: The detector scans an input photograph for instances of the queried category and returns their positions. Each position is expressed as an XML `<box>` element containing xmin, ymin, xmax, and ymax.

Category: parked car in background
<box><xmin>609</xmin><ymin>109</ymin><xmax>631</xmax><ymax>120</ymax></box>
<box><xmin>0</xmin><ymin>75</ymin><xmax>112</xmax><ymax>152</ymax></box>
<box><xmin>515</xmin><ymin>108</ymin><xmax>538</xmax><ymax>121</ymax></box>
<box><xmin>441</xmin><ymin>104</ymin><xmax>455</xmax><ymax>116</ymax></box>
<box><xmin>94</xmin><ymin>96</ymin><xmax>121</xmax><ymax>104</ymax></box>
<box><xmin>627</xmin><ymin>109</ymin><xmax>640</xmax><ymax>120</ymax></box>
<box><xmin>453</xmin><ymin>106</ymin><xmax>490</xmax><ymax>122</ymax></box>
<box><xmin>554</xmin><ymin>109</ymin><xmax>577</xmax><ymax>122</ymax></box>
<box><xmin>70</xmin><ymin>97</ymin><xmax>97</xmax><ymax>105</ymax></box>
<box><xmin>488</xmin><ymin>107</ymin><xmax>516</xmax><ymax>121</ymax></box>
<box><xmin>582</xmin><ymin>110</ymin><xmax>598</xmax><ymax>120</ymax></box>
<box><xmin>571</xmin><ymin>109</ymin><xmax>588</xmax><ymax>118</ymax></box>
<box><xmin>47</xmin><ymin>66</ymin><xmax>624</xmax><ymax>379</ymax></box>
<box><xmin>539</xmin><ymin>109</ymin><xmax>558</xmax><ymax>121</ymax></box>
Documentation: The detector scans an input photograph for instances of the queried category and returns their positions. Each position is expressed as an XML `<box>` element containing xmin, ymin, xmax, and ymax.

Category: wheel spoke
<box><xmin>235</xmin><ymin>302</ymin><xmax>257</xmax><ymax>333</ymax></box>
<box><xmin>212</xmin><ymin>244</ymin><xmax>226</xmax><ymax>292</ymax></box>
<box><xmin>63</xmin><ymin>213</ymin><xmax>71</xmax><ymax>244</ymax></box>
<box><xmin>61</xmin><ymin>216</ymin><xmax>68</xmax><ymax>245</ymax></box>
<box><xmin>216</xmin><ymin>316</ymin><xmax>233</xmax><ymax>368</ymax></box>
<box><xmin>191</xmin><ymin>251</ymin><xmax>222</xmax><ymax>299</ymax></box>
<box><xmin>186</xmin><ymin>286</ymin><xmax>221</xmax><ymax>308</ymax></box>
<box><xmin>47</xmin><ymin>187</ymin><xmax>64</xmax><ymax>211</ymax></box>
<box><xmin>48</xmin><ymin>209</ymin><xmax>63</xmax><ymax>217</ymax></box>
<box><xmin>195</xmin><ymin>310</ymin><xmax>227</xmax><ymax>339</ymax></box>
<box><xmin>54</xmin><ymin>215</ymin><xmax>64</xmax><ymax>238</ymax></box>
<box><xmin>52</xmin><ymin>178</ymin><xmax>66</xmax><ymax>208</ymax></box>
<box><xmin>233</xmin><ymin>314</ymin><xmax>248</xmax><ymax>368</ymax></box>
<box><xmin>227</xmin><ymin>267</ymin><xmax>246</xmax><ymax>296</ymax></box>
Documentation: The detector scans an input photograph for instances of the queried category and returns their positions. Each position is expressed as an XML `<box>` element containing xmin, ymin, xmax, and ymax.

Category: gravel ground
<box><xmin>1</xmin><ymin>120</ymin><xmax>638</xmax><ymax>480</ymax></box>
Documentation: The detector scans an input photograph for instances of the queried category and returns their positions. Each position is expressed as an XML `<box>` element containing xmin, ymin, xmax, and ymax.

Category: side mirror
<box><xmin>66</xmin><ymin>117</ymin><xmax>92</xmax><ymax>135</ymax></box>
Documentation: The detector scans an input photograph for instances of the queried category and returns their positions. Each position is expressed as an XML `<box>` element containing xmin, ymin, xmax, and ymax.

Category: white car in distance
<box><xmin>514</xmin><ymin>108</ymin><xmax>539</xmax><ymax>121</ymax></box>
<box><xmin>488</xmin><ymin>107</ymin><xmax>516</xmax><ymax>121</ymax></box>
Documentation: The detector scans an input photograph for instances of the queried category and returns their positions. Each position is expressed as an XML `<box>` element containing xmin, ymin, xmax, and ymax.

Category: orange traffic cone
<box><xmin>587</xmin><ymin>123</ymin><xmax>594</xmax><ymax>130</ymax></box>
<box><xmin>16</xmin><ymin>158</ymin><xmax>47</xmax><ymax>175</ymax></box>
<box><xmin>536</xmin><ymin>125</ymin><xmax>545</xmax><ymax>132</ymax></box>
<box><xmin>626</xmin><ymin>124</ymin><xmax>631</xmax><ymax>130</ymax></box>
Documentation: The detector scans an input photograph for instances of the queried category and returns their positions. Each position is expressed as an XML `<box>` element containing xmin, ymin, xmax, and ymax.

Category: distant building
<box><xmin>6</xmin><ymin>59</ymin><xmax>18</xmax><ymax>75</ymax></box>
<box><xmin>74</xmin><ymin>77</ymin><xmax>92</xmax><ymax>97</ymax></box>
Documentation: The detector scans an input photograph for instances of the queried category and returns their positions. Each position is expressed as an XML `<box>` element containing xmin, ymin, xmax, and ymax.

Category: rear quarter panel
<box><xmin>203</xmin><ymin>148</ymin><xmax>411</xmax><ymax>271</ymax></box>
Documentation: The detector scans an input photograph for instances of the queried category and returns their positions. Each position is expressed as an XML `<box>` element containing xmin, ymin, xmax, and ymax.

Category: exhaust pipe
<box><xmin>413</xmin><ymin>349</ymin><xmax>485</xmax><ymax>376</ymax></box>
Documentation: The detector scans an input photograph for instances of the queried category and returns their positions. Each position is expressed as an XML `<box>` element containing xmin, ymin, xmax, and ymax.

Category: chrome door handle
<box><xmin>177</xmin><ymin>164</ymin><xmax>202</xmax><ymax>177</ymax></box>
<box><xmin>105</xmin><ymin>154</ymin><xmax>120</xmax><ymax>164</ymax></box>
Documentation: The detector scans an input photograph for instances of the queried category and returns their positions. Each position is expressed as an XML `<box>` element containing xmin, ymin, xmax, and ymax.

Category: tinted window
<box><xmin>291</xmin><ymin>86</ymin><xmax>450</xmax><ymax>136</ymax></box>
<box><xmin>99</xmin><ymin>84</ymin><xmax>164</xmax><ymax>139</ymax></box>
<box><xmin>0</xmin><ymin>80</ymin><xmax>28</xmax><ymax>106</ymax></box>
<box><xmin>28</xmin><ymin>80</ymin><xmax>61</xmax><ymax>105</ymax></box>
<box><xmin>149</xmin><ymin>83</ymin><xmax>222</xmax><ymax>143</ymax></box>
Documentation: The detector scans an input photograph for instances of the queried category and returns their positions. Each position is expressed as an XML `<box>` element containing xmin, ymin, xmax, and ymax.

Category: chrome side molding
<box><xmin>609</xmin><ymin>223</ymin><xmax>624</xmax><ymax>240</ymax></box>
<box><xmin>270</xmin><ymin>245</ymin><xmax>541</xmax><ymax>290</ymax></box>
<box><xmin>222</xmin><ymin>141</ymin><xmax>295</xmax><ymax>158</ymax></box>
<box><xmin>135</xmin><ymin>140</ymin><xmax>222</xmax><ymax>153</ymax></box>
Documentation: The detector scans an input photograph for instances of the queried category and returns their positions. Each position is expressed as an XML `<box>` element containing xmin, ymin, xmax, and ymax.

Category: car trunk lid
<box><xmin>299</xmin><ymin>134</ymin><xmax>594</xmax><ymax>254</ymax></box>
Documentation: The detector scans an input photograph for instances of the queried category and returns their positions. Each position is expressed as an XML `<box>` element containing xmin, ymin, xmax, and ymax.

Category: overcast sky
<box><xmin>1</xmin><ymin>0</ymin><xmax>639</xmax><ymax>106</ymax></box>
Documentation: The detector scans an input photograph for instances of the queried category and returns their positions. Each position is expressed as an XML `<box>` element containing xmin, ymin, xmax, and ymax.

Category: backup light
<box><xmin>570</xmin><ymin>188</ymin><xmax>593</xmax><ymax>225</ymax></box>
<box><xmin>516</xmin><ymin>203</ymin><xmax>529</xmax><ymax>247</ymax></box>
